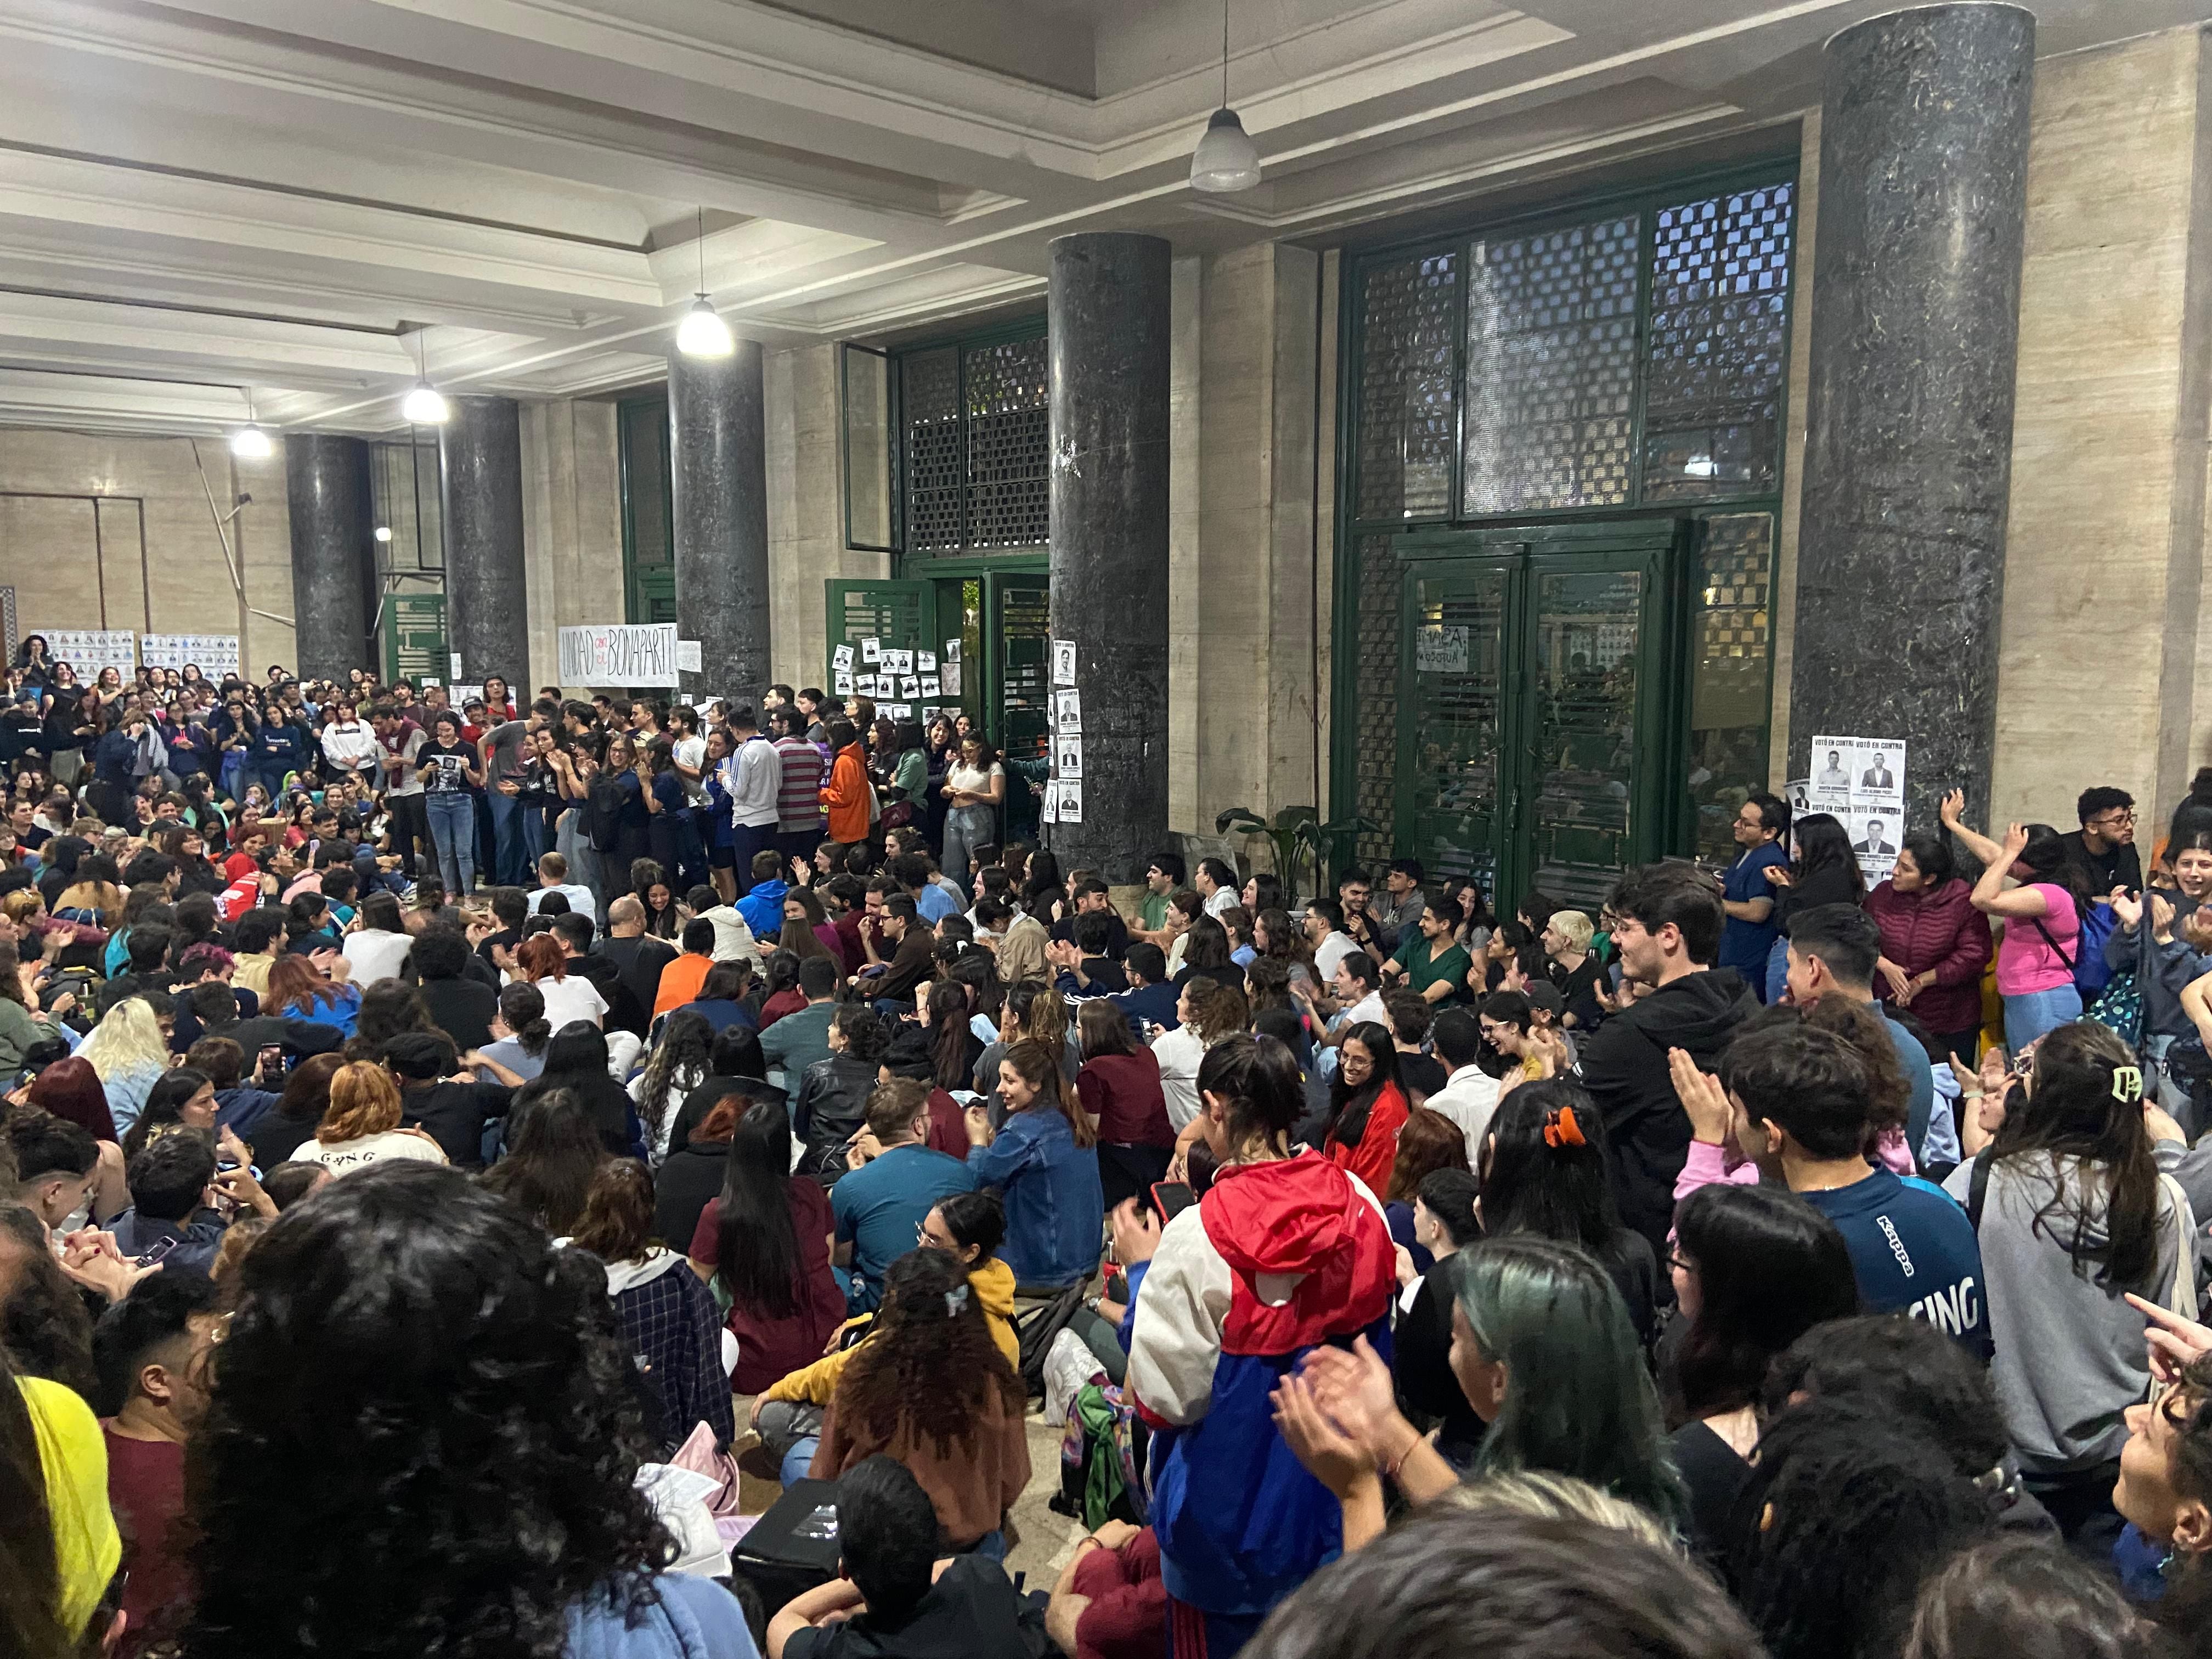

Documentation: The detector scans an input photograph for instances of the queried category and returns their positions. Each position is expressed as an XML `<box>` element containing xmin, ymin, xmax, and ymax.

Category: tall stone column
<box><xmin>438</xmin><ymin>394</ymin><xmax>529</xmax><ymax>692</ymax></box>
<box><xmin>1788</xmin><ymin>4</ymin><xmax>2034</xmax><ymax>833</ymax></box>
<box><xmin>668</xmin><ymin>341</ymin><xmax>770</xmax><ymax>708</ymax></box>
<box><xmin>1048</xmin><ymin>232</ymin><xmax>1172</xmax><ymax>884</ymax></box>
<box><xmin>283</xmin><ymin>433</ymin><xmax>375</xmax><ymax>680</ymax></box>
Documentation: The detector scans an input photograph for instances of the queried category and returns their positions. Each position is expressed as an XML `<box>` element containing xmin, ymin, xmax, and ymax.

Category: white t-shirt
<box><xmin>675</xmin><ymin>734</ymin><xmax>709</xmax><ymax>806</ymax></box>
<box><xmin>533</xmin><ymin>973</ymin><xmax>610</xmax><ymax>1031</ymax></box>
<box><xmin>1313</xmin><ymin>930</ymin><xmax>1358</xmax><ymax>983</ymax></box>
<box><xmin>528</xmin><ymin>885</ymin><xmax>599</xmax><ymax>931</ymax></box>
<box><xmin>1204</xmin><ymin>887</ymin><xmax>1237</xmax><ymax>919</ymax></box>
<box><xmin>946</xmin><ymin>761</ymin><xmax>1003</xmax><ymax>801</ymax></box>
<box><xmin>294</xmin><ymin>1129</ymin><xmax>448</xmax><ymax>1174</ymax></box>
<box><xmin>1338</xmin><ymin>990</ymin><xmax>1387</xmax><ymax>1031</ymax></box>
<box><xmin>342</xmin><ymin>928</ymin><xmax>414</xmax><ymax>987</ymax></box>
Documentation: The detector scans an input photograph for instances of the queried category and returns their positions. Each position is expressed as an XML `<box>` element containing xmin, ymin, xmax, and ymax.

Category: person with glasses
<box><xmin>2066</xmin><ymin>786</ymin><xmax>2142</xmax><ymax>896</ymax></box>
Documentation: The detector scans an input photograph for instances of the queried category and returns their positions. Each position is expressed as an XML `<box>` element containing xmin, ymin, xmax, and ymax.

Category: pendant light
<box><xmin>1189</xmin><ymin>0</ymin><xmax>1260</xmax><ymax>194</ymax></box>
<box><xmin>229</xmin><ymin>390</ymin><xmax>272</xmax><ymax>458</ymax></box>
<box><xmin>400</xmin><ymin>329</ymin><xmax>449</xmax><ymax>426</ymax></box>
<box><xmin>675</xmin><ymin>206</ymin><xmax>734</xmax><ymax>358</ymax></box>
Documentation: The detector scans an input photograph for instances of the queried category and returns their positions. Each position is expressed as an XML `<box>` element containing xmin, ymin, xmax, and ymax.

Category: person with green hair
<box><xmin>1271</xmin><ymin>1233</ymin><xmax>1685</xmax><ymax>1547</ymax></box>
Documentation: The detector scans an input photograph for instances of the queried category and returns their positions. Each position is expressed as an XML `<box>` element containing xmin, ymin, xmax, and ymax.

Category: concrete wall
<box><xmin>518</xmin><ymin>397</ymin><xmax>626</xmax><ymax>693</ymax></box>
<box><xmin>1988</xmin><ymin>28</ymin><xmax>2212</xmax><ymax>831</ymax></box>
<box><xmin>765</xmin><ymin>341</ymin><xmax>889</xmax><ymax>692</ymax></box>
<box><xmin>0</xmin><ymin>428</ymin><xmax>294</xmax><ymax>675</ymax></box>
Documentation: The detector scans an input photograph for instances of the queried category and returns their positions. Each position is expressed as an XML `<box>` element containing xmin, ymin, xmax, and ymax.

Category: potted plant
<box><xmin>1214</xmin><ymin>805</ymin><xmax>1379</xmax><ymax>905</ymax></box>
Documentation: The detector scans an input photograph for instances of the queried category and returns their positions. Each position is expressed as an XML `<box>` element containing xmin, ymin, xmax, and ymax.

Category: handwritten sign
<box><xmin>556</xmin><ymin>623</ymin><xmax>680</xmax><ymax>687</ymax></box>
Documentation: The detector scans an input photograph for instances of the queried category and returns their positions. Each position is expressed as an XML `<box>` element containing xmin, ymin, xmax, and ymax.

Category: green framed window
<box><xmin>1335</xmin><ymin>160</ymin><xmax>1797</xmax><ymax>874</ymax></box>
<box><xmin>619</xmin><ymin>394</ymin><xmax>676</xmax><ymax>624</ymax></box>
<box><xmin>840</xmin><ymin>317</ymin><xmax>1050</xmax><ymax>559</ymax></box>
<box><xmin>368</xmin><ymin>438</ymin><xmax>444</xmax><ymax>685</ymax></box>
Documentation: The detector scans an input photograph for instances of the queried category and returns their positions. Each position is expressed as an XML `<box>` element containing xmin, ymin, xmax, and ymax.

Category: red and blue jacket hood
<box><xmin>1202</xmin><ymin>1152</ymin><xmax>1395</xmax><ymax>1356</ymax></box>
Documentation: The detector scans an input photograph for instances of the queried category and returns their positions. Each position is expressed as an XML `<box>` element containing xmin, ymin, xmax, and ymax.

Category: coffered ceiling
<box><xmin>0</xmin><ymin>0</ymin><xmax>2196</xmax><ymax>435</ymax></box>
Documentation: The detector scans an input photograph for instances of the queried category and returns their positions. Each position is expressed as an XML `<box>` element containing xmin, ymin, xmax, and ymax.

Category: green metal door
<box><xmin>992</xmin><ymin>572</ymin><xmax>1050</xmax><ymax>843</ymax></box>
<box><xmin>383</xmin><ymin>591</ymin><xmax>448</xmax><ymax>687</ymax></box>
<box><xmin>823</xmin><ymin>580</ymin><xmax>937</xmax><ymax>691</ymax></box>
<box><xmin>1395</xmin><ymin>520</ymin><xmax>1689</xmax><ymax>909</ymax></box>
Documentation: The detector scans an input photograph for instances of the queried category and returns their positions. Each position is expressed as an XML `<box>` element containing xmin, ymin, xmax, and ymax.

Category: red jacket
<box><xmin>1864</xmin><ymin>876</ymin><xmax>1991</xmax><ymax>1037</ymax></box>
<box><xmin>1323</xmin><ymin>1080</ymin><xmax>1408</xmax><ymax>1195</ymax></box>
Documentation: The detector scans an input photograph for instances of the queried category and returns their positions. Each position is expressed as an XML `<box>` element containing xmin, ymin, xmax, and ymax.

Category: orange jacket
<box><xmin>820</xmin><ymin>743</ymin><xmax>871</xmax><ymax>843</ymax></box>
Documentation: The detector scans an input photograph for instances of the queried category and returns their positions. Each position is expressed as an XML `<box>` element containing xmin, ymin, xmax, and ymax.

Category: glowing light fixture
<box><xmin>675</xmin><ymin>206</ymin><xmax>734</xmax><ymax>358</ymax></box>
<box><xmin>1190</xmin><ymin>0</ymin><xmax>1260</xmax><ymax>194</ymax></box>
<box><xmin>229</xmin><ymin>390</ymin><xmax>273</xmax><ymax>458</ymax></box>
<box><xmin>402</xmin><ymin>329</ymin><xmax>449</xmax><ymax>425</ymax></box>
<box><xmin>374</xmin><ymin>526</ymin><xmax>393</xmax><ymax>543</ymax></box>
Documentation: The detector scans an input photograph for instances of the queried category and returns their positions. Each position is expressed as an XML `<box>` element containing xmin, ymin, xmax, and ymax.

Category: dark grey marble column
<box><xmin>668</xmin><ymin>340</ymin><xmax>770</xmax><ymax>708</ymax></box>
<box><xmin>283</xmin><ymin>433</ymin><xmax>375</xmax><ymax>679</ymax></box>
<box><xmin>1788</xmin><ymin>4</ymin><xmax>2034</xmax><ymax>834</ymax></box>
<box><xmin>1048</xmin><ymin>233</ymin><xmax>1172</xmax><ymax>883</ymax></box>
<box><xmin>438</xmin><ymin>394</ymin><xmax>529</xmax><ymax>691</ymax></box>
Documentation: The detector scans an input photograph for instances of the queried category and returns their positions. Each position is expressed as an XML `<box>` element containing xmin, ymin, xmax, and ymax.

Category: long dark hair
<box><xmin>833</xmin><ymin>1248</ymin><xmax>1023</xmax><ymax>1460</ymax></box>
<box><xmin>1672</xmin><ymin>1184</ymin><xmax>1859</xmax><ymax>1421</ymax></box>
<box><xmin>1325</xmin><ymin>1020</ymin><xmax>1402</xmax><ymax>1150</ymax></box>
<box><xmin>927</xmin><ymin>982</ymin><xmax>973</xmax><ymax>1091</ymax></box>
<box><xmin>178</xmin><ymin>1165</ymin><xmax>670</xmax><ymax>1658</ymax></box>
<box><xmin>715</xmin><ymin>1098</ymin><xmax>803</xmax><ymax>1319</ymax></box>
<box><xmin>1992</xmin><ymin>1022</ymin><xmax>2163</xmax><ymax>1288</ymax></box>
<box><xmin>479</xmin><ymin>1090</ymin><xmax>607</xmax><ymax>1238</ymax></box>
<box><xmin>1478</xmin><ymin>1079</ymin><xmax>1620</xmax><ymax>1258</ymax></box>
<box><xmin>1790</xmin><ymin>814</ymin><xmax>1865</xmax><ymax>902</ymax></box>
<box><xmin>2014</xmin><ymin>822</ymin><xmax>2094</xmax><ymax>915</ymax></box>
<box><xmin>0</xmin><ymin>1344</ymin><xmax>70</xmax><ymax>1659</ymax></box>
<box><xmin>496</xmin><ymin>981</ymin><xmax>552</xmax><ymax>1058</ymax></box>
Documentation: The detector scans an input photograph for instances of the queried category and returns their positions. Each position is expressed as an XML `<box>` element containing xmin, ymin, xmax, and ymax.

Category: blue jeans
<box><xmin>486</xmin><ymin>788</ymin><xmax>527</xmax><ymax>885</ymax></box>
<box><xmin>1764</xmin><ymin>935</ymin><xmax>1790</xmax><ymax>1004</ymax></box>
<box><xmin>2004</xmin><ymin>984</ymin><xmax>2081</xmax><ymax>1054</ymax></box>
<box><xmin>425</xmin><ymin>791</ymin><xmax>477</xmax><ymax>895</ymax></box>
<box><xmin>942</xmin><ymin>804</ymin><xmax>994</xmax><ymax>885</ymax></box>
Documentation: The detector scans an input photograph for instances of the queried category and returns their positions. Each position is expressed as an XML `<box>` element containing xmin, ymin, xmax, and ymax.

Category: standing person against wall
<box><xmin>723</xmin><ymin>706</ymin><xmax>782</xmax><ymax>902</ymax></box>
<box><xmin>940</xmin><ymin>736</ymin><xmax>1005</xmax><ymax>887</ymax></box>
<box><xmin>1944</xmin><ymin>791</ymin><xmax>2091</xmax><ymax>1053</ymax></box>
<box><xmin>415</xmin><ymin>710</ymin><xmax>483</xmax><ymax>898</ymax></box>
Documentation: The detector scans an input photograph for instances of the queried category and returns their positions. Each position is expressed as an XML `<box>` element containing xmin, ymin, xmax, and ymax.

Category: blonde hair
<box><xmin>79</xmin><ymin>997</ymin><xmax>171</xmax><ymax>1082</ymax></box>
<box><xmin>1440</xmin><ymin>1470</ymin><xmax>1673</xmax><ymax>1551</ymax></box>
<box><xmin>317</xmin><ymin>1060</ymin><xmax>404</xmax><ymax>1143</ymax></box>
<box><xmin>1547</xmin><ymin>911</ymin><xmax>1594</xmax><ymax>952</ymax></box>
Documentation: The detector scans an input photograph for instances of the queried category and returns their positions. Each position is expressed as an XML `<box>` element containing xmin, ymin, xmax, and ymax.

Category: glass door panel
<box><xmin>1527</xmin><ymin>567</ymin><xmax>1644</xmax><ymax>912</ymax></box>
<box><xmin>1398</xmin><ymin>562</ymin><xmax>1512</xmax><ymax>906</ymax></box>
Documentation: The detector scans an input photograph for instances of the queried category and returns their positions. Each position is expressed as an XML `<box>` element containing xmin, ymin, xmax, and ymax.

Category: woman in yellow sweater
<box><xmin>748</xmin><ymin>1188</ymin><xmax>1016</xmax><ymax>1483</ymax></box>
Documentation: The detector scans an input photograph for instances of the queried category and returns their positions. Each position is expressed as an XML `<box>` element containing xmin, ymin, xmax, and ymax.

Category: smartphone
<box><xmin>133</xmin><ymin>1235</ymin><xmax>179</xmax><ymax>1269</ymax></box>
<box><xmin>1149</xmin><ymin>1181</ymin><xmax>1196</xmax><ymax>1223</ymax></box>
<box><xmin>258</xmin><ymin>1043</ymin><xmax>284</xmax><ymax>1079</ymax></box>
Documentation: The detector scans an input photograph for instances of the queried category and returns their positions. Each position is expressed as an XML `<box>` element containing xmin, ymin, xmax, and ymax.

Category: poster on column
<box><xmin>1054</xmin><ymin>735</ymin><xmax>1082</xmax><ymax>780</ymax></box>
<box><xmin>676</xmin><ymin>640</ymin><xmax>703</xmax><ymax>673</ymax></box>
<box><xmin>1052</xmin><ymin>689</ymin><xmax>1081</xmax><ymax>734</ymax></box>
<box><xmin>1057</xmin><ymin>781</ymin><xmax>1083</xmax><ymax>824</ymax></box>
<box><xmin>1809</xmin><ymin>733</ymin><xmax>1906</xmax><ymax>884</ymax></box>
<box><xmin>1041</xmin><ymin>782</ymin><xmax>1060</xmax><ymax>825</ymax></box>
<box><xmin>556</xmin><ymin>623</ymin><xmax>680</xmax><ymax>687</ymax></box>
<box><xmin>1052</xmin><ymin>640</ymin><xmax>1076</xmax><ymax>687</ymax></box>
<box><xmin>140</xmin><ymin>634</ymin><xmax>241</xmax><ymax>675</ymax></box>
<box><xmin>43</xmin><ymin>630</ymin><xmax>136</xmax><ymax>676</ymax></box>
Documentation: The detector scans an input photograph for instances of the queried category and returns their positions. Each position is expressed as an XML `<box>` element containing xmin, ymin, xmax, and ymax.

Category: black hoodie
<box><xmin>1577</xmin><ymin>966</ymin><xmax>1758</xmax><ymax>1263</ymax></box>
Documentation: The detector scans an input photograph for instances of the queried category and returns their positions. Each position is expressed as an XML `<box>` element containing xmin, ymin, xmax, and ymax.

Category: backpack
<box><xmin>2073</xmin><ymin>901</ymin><xmax>2120</xmax><ymax>998</ymax></box>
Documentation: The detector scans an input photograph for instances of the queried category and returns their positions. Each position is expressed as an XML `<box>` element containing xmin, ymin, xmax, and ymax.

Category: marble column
<box><xmin>668</xmin><ymin>340</ymin><xmax>770</xmax><ymax>708</ymax></box>
<box><xmin>1787</xmin><ymin>4</ymin><xmax>2034</xmax><ymax>833</ymax></box>
<box><xmin>283</xmin><ymin>433</ymin><xmax>375</xmax><ymax>679</ymax></box>
<box><xmin>1048</xmin><ymin>232</ymin><xmax>1173</xmax><ymax>883</ymax></box>
<box><xmin>438</xmin><ymin>394</ymin><xmax>529</xmax><ymax>691</ymax></box>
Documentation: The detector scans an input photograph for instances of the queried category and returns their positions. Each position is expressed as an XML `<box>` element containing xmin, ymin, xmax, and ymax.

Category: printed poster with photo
<box><xmin>1809</xmin><ymin>733</ymin><xmax>1907</xmax><ymax>884</ymax></box>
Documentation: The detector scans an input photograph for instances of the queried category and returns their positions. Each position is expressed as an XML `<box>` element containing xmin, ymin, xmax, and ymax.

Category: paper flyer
<box><xmin>1052</xmin><ymin>639</ymin><xmax>1076</xmax><ymax>686</ymax></box>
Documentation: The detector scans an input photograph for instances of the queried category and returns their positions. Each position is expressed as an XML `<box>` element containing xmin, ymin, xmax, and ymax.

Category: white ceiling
<box><xmin>0</xmin><ymin>0</ymin><xmax>2197</xmax><ymax>436</ymax></box>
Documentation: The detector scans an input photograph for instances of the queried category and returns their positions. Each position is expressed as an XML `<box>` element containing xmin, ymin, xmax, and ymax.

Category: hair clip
<box><xmin>943</xmin><ymin>1283</ymin><xmax>970</xmax><ymax>1317</ymax></box>
<box><xmin>1543</xmin><ymin>1105</ymin><xmax>1586</xmax><ymax>1149</ymax></box>
<box><xmin>2111</xmin><ymin>1065</ymin><xmax>2144</xmax><ymax>1106</ymax></box>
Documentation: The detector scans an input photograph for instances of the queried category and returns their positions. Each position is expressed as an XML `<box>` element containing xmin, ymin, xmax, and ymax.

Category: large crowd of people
<box><xmin>4</xmin><ymin>637</ymin><xmax>2212</xmax><ymax>1659</ymax></box>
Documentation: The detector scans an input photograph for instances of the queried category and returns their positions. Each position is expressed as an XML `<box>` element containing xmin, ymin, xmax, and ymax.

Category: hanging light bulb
<box><xmin>1190</xmin><ymin>0</ymin><xmax>1260</xmax><ymax>194</ymax></box>
<box><xmin>676</xmin><ymin>207</ymin><xmax>735</xmax><ymax>358</ymax></box>
<box><xmin>229</xmin><ymin>390</ymin><xmax>273</xmax><ymax>458</ymax></box>
<box><xmin>401</xmin><ymin>329</ymin><xmax>449</xmax><ymax>425</ymax></box>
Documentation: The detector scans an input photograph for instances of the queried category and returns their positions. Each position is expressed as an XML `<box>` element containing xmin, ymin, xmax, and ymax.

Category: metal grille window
<box><xmin>1644</xmin><ymin>185</ymin><xmax>1794</xmax><ymax>501</ymax></box>
<box><xmin>1463</xmin><ymin>215</ymin><xmax>1640</xmax><ymax>514</ymax></box>
<box><xmin>964</xmin><ymin>337</ymin><xmax>1050</xmax><ymax>548</ymax></box>
<box><xmin>1353</xmin><ymin>533</ymin><xmax>1401</xmax><ymax>867</ymax></box>
<box><xmin>1354</xmin><ymin>253</ymin><xmax>1459</xmax><ymax>522</ymax></box>
<box><xmin>847</xmin><ymin>323</ymin><xmax>1051</xmax><ymax>556</ymax></box>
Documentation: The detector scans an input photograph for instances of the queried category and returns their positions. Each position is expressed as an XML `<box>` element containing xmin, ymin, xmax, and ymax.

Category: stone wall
<box><xmin>0</xmin><ymin>428</ymin><xmax>293</xmax><ymax>675</ymax></box>
<box><xmin>765</xmin><ymin>342</ymin><xmax>889</xmax><ymax>693</ymax></box>
<box><xmin>1988</xmin><ymin>29</ymin><xmax>2212</xmax><ymax>831</ymax></box>
<box><xmin>518</xmin><ymin>398</ymin><xmax>626</xmax><ymax>693</ymax></box>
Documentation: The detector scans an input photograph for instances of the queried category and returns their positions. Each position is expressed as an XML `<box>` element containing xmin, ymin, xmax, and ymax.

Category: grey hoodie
<box><xmin>1945</xmin><ymin>1139</ymin><xmax>2212</xmax><ymax>1472</ymax></box>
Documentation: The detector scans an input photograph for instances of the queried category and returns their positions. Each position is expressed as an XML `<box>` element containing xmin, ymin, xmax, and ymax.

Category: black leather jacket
<box><xmin>793</xmin><ymin>1052</ymin><xmax>876</xmax><ymax>1182</ymax></box>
